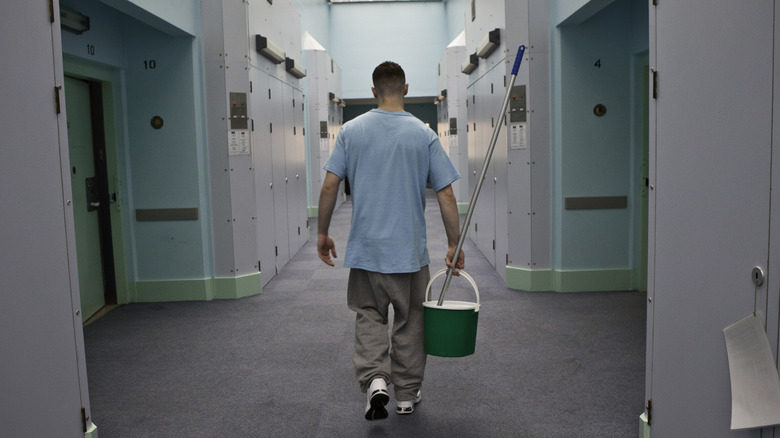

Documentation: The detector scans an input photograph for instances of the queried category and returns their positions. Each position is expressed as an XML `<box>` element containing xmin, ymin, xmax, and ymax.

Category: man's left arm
<box><xmin>436</xmin><ymin>184</ymin><xmax>465</xmax><ymax>274</ymax></box>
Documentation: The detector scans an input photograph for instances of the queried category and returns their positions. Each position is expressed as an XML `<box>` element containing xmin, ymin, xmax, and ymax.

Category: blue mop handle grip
<box><xmin>511</xmin><ymin>45</ymin><xmax>526</xmax><ymax>76</ymax></box>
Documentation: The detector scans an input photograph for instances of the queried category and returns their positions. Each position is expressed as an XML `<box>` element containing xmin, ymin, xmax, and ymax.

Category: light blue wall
<box><xmin>330</xmin><ymin>2</ymin><xmax>448</xmax><ymax>98</ymax></box>
<box><xmin>100</xmin><ymin>0</ymin><xmax>201</xmax><ymax>36</ymax></box>
<box><xmin>60</xmin><ymin>0</ymin><xmax>211</xmax><ymax>287</ymax></box>
<box><xmin>291</xmin><ymin>0</ymin><xmax>331</xmax><ymax>51</ymax></box>
<box><xmin>444</xmin><ymin>0</ymin><xmax>470</xmax><ymax>42</ymax></box>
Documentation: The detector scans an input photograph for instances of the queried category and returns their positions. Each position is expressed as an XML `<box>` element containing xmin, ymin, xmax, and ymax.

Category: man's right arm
<box><xmin>317</xmin><ymin>171</ymin><xmax>342</xmax><ymax>266</ymax></box>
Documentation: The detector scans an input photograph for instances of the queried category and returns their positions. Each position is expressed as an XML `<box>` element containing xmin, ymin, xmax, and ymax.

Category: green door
<box><xmin>65</xmin><ymin>76</ymin><xmax>108</xmax><ymax>322</ymax></box>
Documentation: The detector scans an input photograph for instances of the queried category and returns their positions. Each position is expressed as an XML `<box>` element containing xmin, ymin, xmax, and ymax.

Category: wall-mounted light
<box><xmin>329</xmin><ymin>92</ymin><xmax>339</xmax><ymax>103</ymax></box>
<box><xmin>439</xmin><ymin>89</ymin><xmax>447</xmax><ymax>101</ymax></box>
<box><xmin>477</xmin><ymin>28</ymin><xmax>500</xmax><ymax>58</ymax></box>
<box><xmin>285</xmin><ymin>57</ymin><xmax>306</xmax><ymax>78</ymax></box>
<box><xmin>60</xmin><ymin>5</ymin><xmax>90</xmax><ymax>34</ymax></box>
<box><xmin>338</xmin><ymin>99</ymin><xmax>346</xmax><ymax>108</ymax></box>
<box><xmin>255</xmin><ymin>35</ymin><xmax>285</xmax><ymax>64</ymax></box>
<box><xmin>461</xmin><ymin>53</ymin><xmax>479</xmax><ymax>74</ymax></box>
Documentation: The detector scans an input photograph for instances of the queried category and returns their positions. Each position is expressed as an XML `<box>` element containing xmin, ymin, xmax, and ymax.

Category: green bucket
<box><xmin>423</xmin><ymin>269</ymin><xmax>480</xmax><ymax>357</ymax></box>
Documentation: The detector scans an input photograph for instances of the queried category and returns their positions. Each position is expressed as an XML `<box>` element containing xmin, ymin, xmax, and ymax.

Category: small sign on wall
<box><xmin>510</xmin><ymin>122</ymin><xmax>527</xmax><ymax>149</ymax></box>
<box><xmin>228</xmin><ymin>130</ymin><xmax>250</xmax><ymax>155</ymax></box>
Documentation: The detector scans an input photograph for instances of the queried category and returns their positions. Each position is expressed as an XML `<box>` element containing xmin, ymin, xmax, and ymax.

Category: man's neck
<box><xmin>377</xmin><ymin>97</ymin><xmax>405</xmax><ymax>112</ymax></box>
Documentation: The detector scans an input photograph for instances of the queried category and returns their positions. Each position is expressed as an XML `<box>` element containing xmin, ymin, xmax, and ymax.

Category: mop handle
<box><xmin>436</xmin><ymin>44</ymin><xmax>526</xmax><ymax>306</ymax></box>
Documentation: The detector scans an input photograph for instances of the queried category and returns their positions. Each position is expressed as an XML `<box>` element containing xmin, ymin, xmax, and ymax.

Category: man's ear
<box><xmin>371</xmin><ymin>87</ymin><xmax>378</xmax><ymax>99</ymax></box>
<box><xmin>404</xmin><ymin>83</ymin><xmax>409</xmax><ymax>96</ymax></box>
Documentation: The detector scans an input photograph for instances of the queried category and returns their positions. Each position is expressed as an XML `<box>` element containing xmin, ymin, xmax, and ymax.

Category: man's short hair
<box><xmin>372</xmin><ymin>61</ymin><xmax>406</xmax><ymax>98</ymax></box>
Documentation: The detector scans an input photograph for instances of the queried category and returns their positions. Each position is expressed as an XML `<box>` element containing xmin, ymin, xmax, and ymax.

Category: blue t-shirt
<box><xmin>324</xmin><ymin>109</ymin><xmax>460</xmax><ymax>274</ymax></box>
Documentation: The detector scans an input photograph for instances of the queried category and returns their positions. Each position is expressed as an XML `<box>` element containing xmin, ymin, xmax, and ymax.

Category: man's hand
<box><xmin>445</xmin><ymin>246</ymin><xmax>465</xmax><ymax>276</ymax></box>
<box><xmin>318</xmin><ymin>234</ymin><xmax>337</xmax><ymax>266</ymax></box>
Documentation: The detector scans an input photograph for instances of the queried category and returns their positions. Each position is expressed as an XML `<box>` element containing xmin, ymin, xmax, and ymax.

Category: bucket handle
<box><xmin>425</xmin><ymin>269</ymin><xmax>480</xmax><ymax>311</ymax></box>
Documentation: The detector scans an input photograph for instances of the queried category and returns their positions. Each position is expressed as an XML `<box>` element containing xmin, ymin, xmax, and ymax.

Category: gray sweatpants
<box><xmin>347</xmin><ymin>266</ymin><xmax>430</xmax><ymax>402</ymax></box>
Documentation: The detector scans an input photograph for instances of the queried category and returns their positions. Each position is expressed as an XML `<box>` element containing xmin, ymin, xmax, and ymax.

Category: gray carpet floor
<box><xmin>84</xmin><ymin>190</ymin><xmax>646</xmax><ymax>437</ymax></box>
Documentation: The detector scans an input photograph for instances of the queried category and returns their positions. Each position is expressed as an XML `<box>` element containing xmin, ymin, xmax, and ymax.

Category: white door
<box><xmin>647</xmin><ymin>1</ymin><xmax>777</xmax><ymax>436</ymax></box>
<box><xmin>0</xmin><ymin>1</ymin><xmax>93</xmax><ymax>435</ymax></box>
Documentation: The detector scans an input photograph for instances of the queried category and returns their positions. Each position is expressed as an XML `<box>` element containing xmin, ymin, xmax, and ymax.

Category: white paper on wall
<box><xmin>228</xmin><ymin>130</ymin><xmax>250</xmax><ymax>155</ymax></box>
<box><xmin>510</xmin><ymin>123</ymin><xmax>527</xmax><ymax>150</ymax></box>
<box><xmin>723</xmin><ymin>313</ymin><xmax>780</xmax><ymax>430</ymax></box>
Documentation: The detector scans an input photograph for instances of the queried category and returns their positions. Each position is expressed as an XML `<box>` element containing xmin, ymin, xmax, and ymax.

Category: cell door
<box><xmin>64</xmin><ymin>76</ymin><xmax>116</xmax><ymax>322</ymax></box>
<box><xmin>648</xmin><ymin>1</ymin><xmax>776</xmax><ymax>435</ymax></box>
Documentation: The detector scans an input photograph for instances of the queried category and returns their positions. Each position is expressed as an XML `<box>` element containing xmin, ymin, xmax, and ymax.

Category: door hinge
<box><xmin>55</xmin><ymin>84</ymin><xmax>62</xmax><ymax>114</ymax></box>
<box><xmin>298</xmin><ymin>226</ymin><xmax>301</xmax><ymax>235</ymax></box>
<box><xmin>492</xmin><ymin>239</ymin><xmax>495</xmax><ymax>250</ymax></box>
<box><xmin>275</xmin><ymin>246</ymin><xmax>278</xmax><ymax>256</ymax></box>
<box><xmin>249</xmin><ymin>81</ymin><xmax>253</xmax><ymax>93</ymax></box>
<box><xmin>270</xmin><ymin>122</ymin><xmax>273</xmax><ymax>133</ymax></box>
<box><xmin>251</xmin><ymin>119</ymin><xmax>254</xmax><ymax>131</ymax></box>
<box><xmin>652</xmin><ymin>69</ymin><xmax>658</xmax><ymax>99</ymax></box>
<box><xmin>81</xmin><ymin>407</ymin><xmax>89</xmax><ymax>432</ymax></box>
<box><xmin>49</xmin><ymin>0</ymin><xmax>55</xmax><ymax>22</ymax></box>
<box><xmin>646</xmin><ymin>399</ymin><xmax>652</xmax><ymax>425</ymax></box>
<box><xmin>652</xmin><ymin>0</ymin><xmax>657</xmax><ymax>5</ymax></box>
<box><xmin>258</xmin><ymin>260</ymin><xmax>261</xmax><ymax>272</ymax></box>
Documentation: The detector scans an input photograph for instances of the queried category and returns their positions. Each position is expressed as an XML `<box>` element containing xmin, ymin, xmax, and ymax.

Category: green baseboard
<box><xmin>213</xmin><ymin>273</ymin><xmax>262</xmax><ymax>299</ymax></box>
<box><xmin>506</xmin><ymin>266</ymin><xmax>634</xmax><ymax>292</ymax></box>
<box><xmin>457</xmin><ymin>202</ymin><xmax>469</xmax><ymax>214</ymax></box>
<box><xmin>639</xmin><ymin>412</ymin><xmax>650</xmax><ymax>438</ymax></box>
<box><xmin>308</xmin><ymin>206</ymin><xmax>318</xmax><ymax>218</ymax></box>
<box><xmin>85</xmin><ymin>422</ymin><xmax>98</xmax><ymax>438</ymax></box>
<box><xmin>134</xmin><ymin>273</ymin><xmax>262</xmax><ymax>302</ymax></box>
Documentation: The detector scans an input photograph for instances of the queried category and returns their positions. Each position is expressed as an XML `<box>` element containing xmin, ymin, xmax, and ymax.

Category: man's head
<box><xmin>372</xmin><ymin>61</ymin><xmax>408</xmax><ymax>100</ymax></box>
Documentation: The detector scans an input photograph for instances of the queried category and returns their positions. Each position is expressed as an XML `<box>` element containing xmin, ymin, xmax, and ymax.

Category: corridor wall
<box><xmin>60</xmin><ymin>0</ymin><xmax>212</xmax><ymax>302</ymax></box>
<box><xmin>203</xmin><ymin>0</ymin><xmax>308</xmax><ymax>289</ymax></box>
<box><xmin>460</xmin><ymin>0</ymin><xmax>552</xmax><ymax>285</ymax></box>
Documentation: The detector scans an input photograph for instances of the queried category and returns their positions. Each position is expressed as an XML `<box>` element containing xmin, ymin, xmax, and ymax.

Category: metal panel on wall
<box><xmin>648</xmin><ymin>1</ymin><xmax>776</xmax><ymax>436</ymax></box>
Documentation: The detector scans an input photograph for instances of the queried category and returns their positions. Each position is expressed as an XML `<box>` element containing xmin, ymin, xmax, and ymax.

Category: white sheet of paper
<box><xmin>723</xmin><ymin>313</ymin><xmax>780</xmax><ymax>430</ymax></box>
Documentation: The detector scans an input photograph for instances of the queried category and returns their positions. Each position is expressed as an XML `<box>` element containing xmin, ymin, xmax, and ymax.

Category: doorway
<box><xmin>64</xmin><ymin>76</ymin><xmax>117</xmax><ymax>322</ymax></box>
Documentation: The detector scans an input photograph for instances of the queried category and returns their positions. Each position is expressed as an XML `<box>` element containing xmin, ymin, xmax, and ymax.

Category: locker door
<box><xmin>283</xmin><ymin>85</ymin><xmax>306</xmax><ymax>254</ymax></box>
<box><xmin>467</xmin><ymin>84</ymin><xmax>478</xmax><ymax>211</ymax></box>
<box><xmin>475</xmin><ymin>77</ymin><xmax>496</xmax><ymax>267</ymax></box>
<box><xmin>251</xmin><ymin>73</ymin><xmax>276</xmax><ymax>286</ymax></box>
<box><xmin>270</xmin><ymin>77</ymin><xmax>290</xmax><ymax>272</ymax></box>
<box><xmin>493</xmin><ymin>67</ymin><xmax>509</xmax><ymax>280</ymax></box>
<box><xmin>648</xmin><ymin>1</ymin><xmax>775</xmax><ymax>436</ymax></box>
<box><xmin>295</xmin><ymin>88</ymin><xmax>308</xmax><ymax>250</ymax></box>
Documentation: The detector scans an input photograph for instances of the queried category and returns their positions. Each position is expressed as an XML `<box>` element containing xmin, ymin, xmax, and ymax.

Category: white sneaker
<box><xmin>364</xmin><ymin>378</ymin><xmax>389</xmax><ymax>421</ymax></box>
<box><xmin>396</xmin><ymin>390</ymin><xmax>422</xmax><ymax>415</ymax></box>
